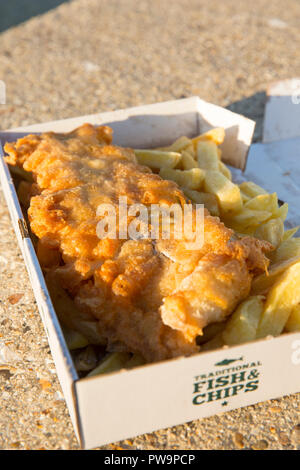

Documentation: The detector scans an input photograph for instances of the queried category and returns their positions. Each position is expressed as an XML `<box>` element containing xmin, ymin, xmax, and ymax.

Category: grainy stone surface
<box><xmin>0</xmin><ymin>0</ymin><xmax>300</xmax><ymax>451</ymax></box>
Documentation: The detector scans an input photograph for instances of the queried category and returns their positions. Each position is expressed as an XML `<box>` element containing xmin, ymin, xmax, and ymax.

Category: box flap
<box><xmin>197</xmin><ymin>99</ymin><xmax>255</xmax><ymax>170</ymax></box>
<box><xmin>1</xmin><ymin>96</ymin><xmax>255</xmax><ymax>170</ymax></box>
<box><xmin>263</xmin><ymin>79</ymin><xmax>300</xmax><ymax>143</ymax></box>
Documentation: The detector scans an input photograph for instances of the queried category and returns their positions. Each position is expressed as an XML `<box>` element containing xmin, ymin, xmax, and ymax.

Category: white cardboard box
<box><xmin>0</xmin><ymin>97</ymin><xmax>299</xmax><ymax>449</ymax></box>
<box><xmin>263</xmin><ymin>79</ymin><xmax>300</xmax><ymax>143</ymax></box>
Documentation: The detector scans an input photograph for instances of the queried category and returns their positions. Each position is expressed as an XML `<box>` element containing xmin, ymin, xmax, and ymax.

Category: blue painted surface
<box><xmin>0</xmin><ymin>0</ymin><xmax>69</xmax><ymax>33</ymax></box>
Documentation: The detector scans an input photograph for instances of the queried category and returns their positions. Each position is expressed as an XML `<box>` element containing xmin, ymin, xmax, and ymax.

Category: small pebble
<box><xmin>251</xmin><ymin>439</ymin><xmax>268</xmax><ymax>450</ymax></box>
<box><xmin>39</xmin><ymin>379</ymin><xmax>52</xmax><ymax>391</ymax></box>
<box><xmin>278</xmin><ymin>432</ymin><xmax>290</xmax><ymax>446</ymax></box>
<box><xmin>233</xmin><ymin>432</ymin><xmax>244</xmax><ymax>449</ymax></box>
<box><xmin>10</xmin><ymin>441</ymin><xmax>22</xmax><ymax>449</ymax></box>
<box><xmin>291</xmin><ymin>425</ymin><xmax>300</xmax><ymax>446</ymax></box>
<box><xmin>269</xmin><ymin>406</ymin><xmax>281</xmax><ymax>413</ymax></box>
<box><xmin>8</xmin><ymin>293</ymin><xmax>24</xmax><ymax>304</ymax></box>
<box><xmin>0</xmin><ymin>369</ymin><xmax>13</xmax><ymax>380</ymax></box>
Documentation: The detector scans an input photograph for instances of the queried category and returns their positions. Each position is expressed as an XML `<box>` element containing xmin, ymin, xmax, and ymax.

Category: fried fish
<box><xmin>5</xmin><ymin>124</ymin><xmax>272</xmax><ymax>361</ymax></box>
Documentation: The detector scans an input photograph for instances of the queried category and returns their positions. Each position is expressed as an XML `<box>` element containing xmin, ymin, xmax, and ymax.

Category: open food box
<box><xmin>0</xmin><ymin>97</ymin><xmax>299</xmax><ymax>449</ymax></box>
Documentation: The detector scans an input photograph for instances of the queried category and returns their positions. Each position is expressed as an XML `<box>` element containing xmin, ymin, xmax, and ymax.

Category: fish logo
<box><xmin>215</xmin><ymin>357</ymin><xmax>243</xmax><ymax>367</ymax></box>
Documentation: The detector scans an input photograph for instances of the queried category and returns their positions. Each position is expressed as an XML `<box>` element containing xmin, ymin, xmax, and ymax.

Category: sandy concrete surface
<box><xmin>0</xmin><ymin>0</ymin><xmax>300</xmax><ymax>450</ymax></box>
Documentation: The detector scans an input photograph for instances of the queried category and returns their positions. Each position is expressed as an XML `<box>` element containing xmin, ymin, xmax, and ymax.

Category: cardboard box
<box><xmin>0</xmin><ymin>97</ymin><xmax>299</xmax><ymax>449</ymax></box>
<box><xmin>263</xmin><ymin>79</ymin><xmax>300</xmax><ymax>143</ymax></box>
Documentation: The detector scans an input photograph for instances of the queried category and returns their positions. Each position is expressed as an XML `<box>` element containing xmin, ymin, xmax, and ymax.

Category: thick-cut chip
<box><xmin>218</xmin><ymin>161</ymin><xmax>232</xmax><ymax>180</ymax></box>
<box><xmin>273</xmin><ymin>202</ymin><xmax>288</xmax><ymax>221</ymax></box>
<box><xmin>73</xmin><ymin>345</ymin><xmax>99</xmax><ymax>372</ymax></box>
<box><xmin>268</xmin><ymin>238</ymin><xmax>300</xmax><ymax>265</ymax></box>
<box><xmin>201</xmin><ymin>333</ymin><xmax>225</xmax><ymax>351</ymax></box>
<box><xmin>192</xmin><ymin>128</ymin><xmax>225</xmax><ymax>146</ymax></box>
<box><xmin>87</xmin><ymin>352</ymin><xmax>131</xmax><ymax>377</ymax></box>
<box><xmin>197</xmin><ymin>321</ymin><xmax>227</xmax><ymax>345</ymax></box>
<box><xmin>159</xmin><ymin>136</ymin><xmax>191</xmax><ymax>152</ymax></box>
<box><xmin>184</xmin><ymin>144</ymin><xmax>196</xmax><ymax>158</ymax></box>
<box><xmin>241</xmin><ymin>194</ymin><xmax>251</xmax><ymax>205</ymax></box>
<box><xmin>196</xmin><ymin>141</ymin><xmax>219</xmax><ymax>170</ymax></box>
<box><xmin>285</xmin><ymin>304</ymin><xmax>300</xmax><ymax>332</ymax></box>
<box><xmin>126</xmin><ymin>353</ymin><xmax>145</xmax><ymax>369</ymax></box>
<box><xmin>239</xmin><ymin>181</ymin><xmax>267</xmax><ymax>198</ymax></box>
<box><xmin>245</xmin><ymin>193</ymin><xmax>278</xmax><ymax>213</ymax></box>
<box><xmin>222</xmin><ymin>296</ymin><xmax>264</xmax><ymax>345</ymax></box>
<box><xmin>224</xmin><ymin>208</ymin><xmax>272</xmax><ymax>233</ymax></box>
<box><xmin>134</xmin><ymin>149</ymin><xmax>181</xmax><ymax>169</ymax></box>
<box><xmin>251</xmin><ymin>256</ymin><xmax>300</xmax><ymax>295</ymax></box>
<box><xmin>63</xmin><ymin>326</ymin><xmax>89</xmax><ymax>350</ymax></box>
<box><xmin>254</xmin><ymin>218</ymin><xmax>284</xmax><ymax>248</ymax></box>
<box><xmin>282</xmin><ymin>226</ymin><xmax>299</xmax><ymax>241</ymax></box>
<box><xmin>256</xmin><ymin>262</ymin><xmax>300</xmax><ymax>338</ymax></box>
<box><xmin>204</xmin><ymin>170</ymin><xmax>242</xmax><ymax>213</ymax></box>
<box><xmin>181</xmin><ymin>150</ymin><xmax>198</xmax><ymax>170</ymax></box>
<box><xmin>183</xmin><ymin>188</ymin><xmax>219</xmax><ymax>216</ymax></box>
<box><xmin>160</xmin><ymin>168</ymin><xmax>205</xmax><ymax>190</ymax></box>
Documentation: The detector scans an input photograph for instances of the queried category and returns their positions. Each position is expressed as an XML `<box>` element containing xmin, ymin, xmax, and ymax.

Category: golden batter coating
<box><xmin>5</xmin><ymin>124</ymin><xmax>272</xmax><ymax>362</ymax></box>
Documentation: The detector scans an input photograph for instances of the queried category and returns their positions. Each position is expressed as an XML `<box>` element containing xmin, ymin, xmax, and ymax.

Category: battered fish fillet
<box><xmin>5</xmin><ymin>124</ymin><xmax>272</xmax><ymax>362</ymax></box>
